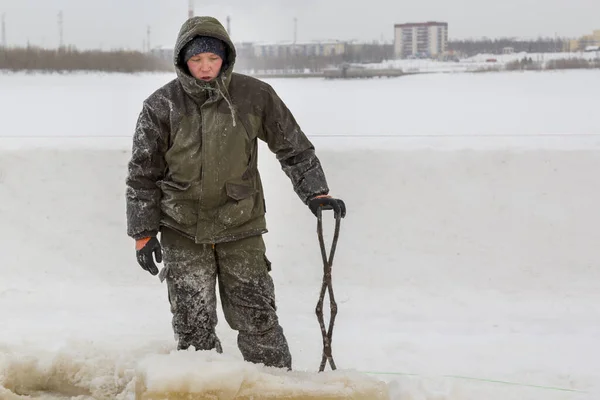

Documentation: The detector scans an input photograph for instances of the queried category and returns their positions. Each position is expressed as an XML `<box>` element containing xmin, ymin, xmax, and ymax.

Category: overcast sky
<box><xmin>2</xmin><ymin>0</ymin><xmax>599</xmax><ymax>50</ymax></box>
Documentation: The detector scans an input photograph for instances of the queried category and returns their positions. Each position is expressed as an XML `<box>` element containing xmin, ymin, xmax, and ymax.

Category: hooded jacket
<box><xmin>126</xmin><ymin>16</ymin><xmax>329</xmax><ymax>244</ymax></box>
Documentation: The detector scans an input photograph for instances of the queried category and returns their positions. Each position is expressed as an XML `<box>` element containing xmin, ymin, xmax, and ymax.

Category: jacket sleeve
<box><xmin>126</xmin><ymin>98</ymin><xmax>169</xmax><ymax>239</ymax></box>
<box><xmin>259</xmin><ymin>85</ymin><xmax>330</xmax><ymax>204</ymax></box>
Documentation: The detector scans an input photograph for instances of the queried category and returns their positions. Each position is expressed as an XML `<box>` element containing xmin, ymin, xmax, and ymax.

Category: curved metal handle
<box><xmin>315</xmin><ymin>208</ymin><xmax>341</xmax><ymax>372</ymax></box>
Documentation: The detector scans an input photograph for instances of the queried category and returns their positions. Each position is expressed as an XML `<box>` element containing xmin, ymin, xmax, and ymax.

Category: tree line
<box><xmin>448</xmin><ymin>37</ymin><xmax>567</xmax><ymax>56</ymax></box>
<box><xmin>3</xmin><ymin>39</ymin><xmax>594</xmax><ymax>74</ymax></box>
<box><xmin>0</xmin><ymin>46</ymin><xmax>173</xmax><ymax>72</ymax></box>
<box><xmin>1</xmin><ymin>44</ymin><xmax>393</xmax><ymax>73</ymax></box>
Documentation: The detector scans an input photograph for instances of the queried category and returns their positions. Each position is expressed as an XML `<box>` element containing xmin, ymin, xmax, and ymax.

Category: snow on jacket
<box><xmin>126</xmin><ymin>16</ymin><xmax>329</xmax><ymax>243</ymax></box>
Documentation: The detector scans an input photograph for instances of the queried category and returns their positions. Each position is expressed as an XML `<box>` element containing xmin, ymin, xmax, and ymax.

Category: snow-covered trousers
<box><xmin>160</xmin><ymin>227</ymin><xmax>292</xmax><ymax>369</ymax></box>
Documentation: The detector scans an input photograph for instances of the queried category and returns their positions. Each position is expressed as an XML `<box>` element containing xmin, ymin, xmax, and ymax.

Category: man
<box><xmin>126</xmin><ymin>16</ymin><xmax>346</xmax><ymax>370</ymax></box>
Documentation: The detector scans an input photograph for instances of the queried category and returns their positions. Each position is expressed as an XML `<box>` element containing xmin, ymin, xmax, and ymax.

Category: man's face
<box><xmin>186</xmin><ymin>53</ymin><xmax>224</xmax><ymax>82</ymax></box>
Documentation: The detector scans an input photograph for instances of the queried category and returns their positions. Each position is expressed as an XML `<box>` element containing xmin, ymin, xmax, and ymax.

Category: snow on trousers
<box><xmin>161</xmin><ymin>227</ymin><xmax>292</xmax><ymax>369</ymax></box>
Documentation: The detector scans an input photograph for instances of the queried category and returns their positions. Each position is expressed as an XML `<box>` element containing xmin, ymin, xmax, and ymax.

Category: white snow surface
<box><xmin>0</xmin><ymin>70</ymin><xmax>599</xmax><ymax>399</ymax></box>
<box><xmin>364</xmin><ymin>51</ymin><xmax>600</xmax><ymax>73</ymax></box>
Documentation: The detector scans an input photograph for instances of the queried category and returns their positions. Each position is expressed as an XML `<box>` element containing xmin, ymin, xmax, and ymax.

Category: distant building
<box><xmin>252</xmin><ymin>41</ymin><xmax>346</xmax><ymax>58</ymax></box>
<box><xmin>568</xmin><ymin>29</ymin><xmax>600</xmax><ymax>51</ymax></box>
<box><xmin>394</xmin><ymin>21</ymin><xmax>448</xmax><ymax>59</ymax></box>
<box><xmin>235</xmin><ymin>42</ymin><xmax>255</xmax><ymax>59</ymax></box>
<box><xmin>150</xmin><ymin>46</ymin><xmax>174</xmax><ymax>62</ymax></box>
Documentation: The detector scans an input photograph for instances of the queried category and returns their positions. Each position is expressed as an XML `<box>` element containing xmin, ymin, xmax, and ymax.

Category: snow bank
<box><xmin>138</xmin><ymin>351</ymin><xmax>387</xmax><ymax>399</ymax></box>
<box><xmin>0</xmin><ymin>344</ymin><xmax>388</xmax><ymax>400</ymax></box>
<box><xmin>0</xmin><ymin>342</ymin><xmax>149</xmax><ymax>399</ymax></box>
<box><xmin>466</xmin><ymin>51</ymin><xmax>600</xmax><ymax>64</ymax></box>
<box><xmin>363</xmin><ymin>51</ymin><xmax>600</xmax><ymax>73</ymax></box>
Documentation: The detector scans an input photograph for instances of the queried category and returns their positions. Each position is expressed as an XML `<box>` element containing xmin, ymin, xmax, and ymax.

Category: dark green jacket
<box><xmin>126</xmin><ymin>16</ymin><xmax>329</xmax><ymax>244</ymax></box>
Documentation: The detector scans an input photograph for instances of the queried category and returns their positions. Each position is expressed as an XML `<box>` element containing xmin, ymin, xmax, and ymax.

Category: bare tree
<box><xmin>0</xmin><ymin>46</ymin><xmax>173</xmax><ymax>72</ymax></box>
<box><xmin>448</xmin><ymin>37</ymin><xmax>568</xmax><ymax>57</ymax></box>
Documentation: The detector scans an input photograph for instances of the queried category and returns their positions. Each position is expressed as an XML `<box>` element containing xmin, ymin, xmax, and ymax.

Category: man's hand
<box><xmin>308</xmin><ymin>195</ymin><xmax>346</xmax><ymax>218</ymax></box>
<box><xmin>136</xmin><ymin>237</ymin><xmax>162</xmax><ymax>276</ymax></box>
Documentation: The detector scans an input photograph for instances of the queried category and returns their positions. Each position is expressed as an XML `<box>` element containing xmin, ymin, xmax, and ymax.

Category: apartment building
<box><xmin>567</xmin><ymin>29</ymin><xmax>600</xmax><ymax>51</ymax></box>
<box><xmin>394</xmin><ymin>21</ymin><xmax>448</xmax><ymax>58</ymax></box>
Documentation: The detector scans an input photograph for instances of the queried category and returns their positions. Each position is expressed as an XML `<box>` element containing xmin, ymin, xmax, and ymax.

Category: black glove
<box><xmin>308</xmin><ymin>196</ymin><xmax>346</xmax><ymax>218</ymax></box>
<box><xmin>136</xmin><ymin>237</ymin><xmax>162</xmax><ymax>276</ymax></box>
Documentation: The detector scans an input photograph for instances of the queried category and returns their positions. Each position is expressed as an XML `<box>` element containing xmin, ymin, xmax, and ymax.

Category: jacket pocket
<box><xmin>218</xmin><ymin>181</ymin><xmax>258</xmax><ymax>228</ymax></box>
<box><xmin>225</xmin><ymin>181</ymin><xmax>256</xmax><ymax>201</ymax></box>
<box><xmin>158</xmin><ymin>180</ymin><xmax>199</xmax><ymax>227</ymax></box>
